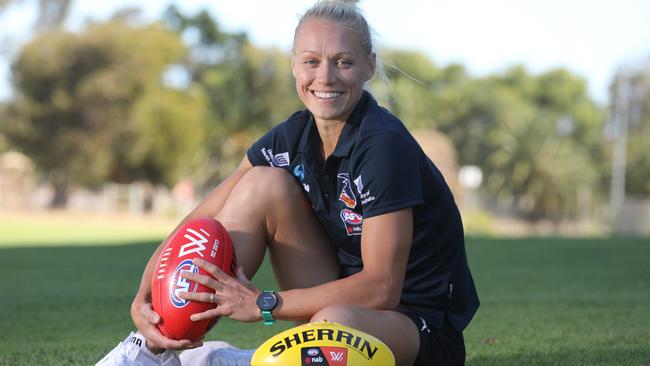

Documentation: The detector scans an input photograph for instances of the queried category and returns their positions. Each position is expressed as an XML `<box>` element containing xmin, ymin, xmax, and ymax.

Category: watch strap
<box><xmin>261</xmin><ymin>310</ymin><xmax>275</xmax><ymax>325</ymax></box>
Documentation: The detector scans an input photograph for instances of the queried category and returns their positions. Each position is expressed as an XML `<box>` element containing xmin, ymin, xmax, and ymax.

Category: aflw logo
<box><xmin>321</xmin><ymin>346</ymin><xmax>347</xmax><ymax>365</ymax></box>
<box><xmin>178</xmin><ymin>228</ymin><xmax>210</xmax><ymax>258</ymax></box>
<box><xmin>330</xmin><ymin>351</ymin><xmax>344</xmax><ymax>361</ymax></box>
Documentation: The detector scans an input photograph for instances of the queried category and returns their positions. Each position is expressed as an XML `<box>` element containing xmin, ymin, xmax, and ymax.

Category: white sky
<box><xmin>1</xmin><ymin>0</ymin><xmax>650</xmax><ymax>104</ymax></box>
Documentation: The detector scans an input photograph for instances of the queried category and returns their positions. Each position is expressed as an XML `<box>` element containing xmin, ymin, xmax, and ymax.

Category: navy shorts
<box><xmin>397</xmin><ymin>308</ymin><xmax>466</xmax><ymax>366</ymax></box>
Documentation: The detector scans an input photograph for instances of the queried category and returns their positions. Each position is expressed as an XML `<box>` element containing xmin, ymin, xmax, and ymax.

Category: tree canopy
<box><xmin>2</xmin><ymin>6</ymin><xmax>645</xmax><ymax>223</ymax></box>
<box><xmin>372</xmin><ymin>55</ymin><xmax>608</xmax><ymax>220</ymax></box>
<box><xmin>3</xmin><ymin>20</ymin><xmax>206</xmax><ymax>205</ymax></box>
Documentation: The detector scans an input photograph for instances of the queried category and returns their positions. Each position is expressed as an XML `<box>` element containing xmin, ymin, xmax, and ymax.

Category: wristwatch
<box><xmin>256</xmin><ymin>291</ymin><xmax>278</xmax><ymax>325</ymax></box>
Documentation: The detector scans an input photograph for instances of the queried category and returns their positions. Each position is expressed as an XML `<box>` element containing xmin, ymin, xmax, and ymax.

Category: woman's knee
<box><xmin>311</xmin><ymin>304</ymin><xmax>365</xmax><ymax>328</ymax></box>
<box><xmin>237</xmin><ymin>166</ymin><xmax>304</xmax><ymax>203</ymax></box>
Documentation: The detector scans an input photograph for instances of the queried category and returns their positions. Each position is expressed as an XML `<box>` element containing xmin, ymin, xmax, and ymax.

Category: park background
<box><xmin>0</xmin><ymin>0</ymin><xmax>649</xmax><ymax>365</ymax></box>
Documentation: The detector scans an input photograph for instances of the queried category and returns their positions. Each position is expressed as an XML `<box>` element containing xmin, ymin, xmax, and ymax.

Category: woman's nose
<box><xmin>315</xmin><ymin>61</ymin><xmax>336</xmax><ymax>85</ymax></box>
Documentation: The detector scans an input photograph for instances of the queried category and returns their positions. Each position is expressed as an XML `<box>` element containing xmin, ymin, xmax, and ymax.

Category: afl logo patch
<box><xmin>340</xmin><ymin>209</ymin><xmax>363</xmax><ymax>224</ymax></box>
<box><xmin>170</xmin><ymin>259</ymin><xmax>199</xmax><ymax>308</ymax></box>
<box><xmin>340</xmin><ymin>209</ymin><xmax>363</xmax><ymax>236</ymax></box>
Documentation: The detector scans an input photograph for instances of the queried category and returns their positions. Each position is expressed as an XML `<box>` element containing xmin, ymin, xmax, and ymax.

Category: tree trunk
<box><xmin>143</xmin><ymin>182</ymin><xmax>154</xmax><ymax>213</ymax></box>
<box><xmin>50</xmin><ymin>183</ymin><xmax>68</xmax><ymax>208</ymax></box>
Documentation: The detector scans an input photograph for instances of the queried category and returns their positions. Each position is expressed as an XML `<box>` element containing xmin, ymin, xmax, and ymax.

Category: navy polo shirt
<box><xmin>246</xmin><ymin>91</ymin><xmax>479</xmax><ymax>331</ymax></box>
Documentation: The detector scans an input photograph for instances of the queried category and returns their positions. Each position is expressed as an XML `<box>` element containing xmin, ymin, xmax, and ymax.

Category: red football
<box><xmin>151</xmin><ymin>217</ymin><xmax>237</xmax><ymax>341</ymax></box>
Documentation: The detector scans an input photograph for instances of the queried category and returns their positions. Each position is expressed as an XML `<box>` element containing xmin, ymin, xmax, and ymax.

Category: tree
<box><xmin>3</xmin><ymin>20</ymin><xmax>206</xmax><ymax>206</ymax></box>
<box><xmin>163</xmin><ymin>6</ymin><xmax>301</xmax><ymax>184</ymax></box>
<box><xmin>372</xmin><ymin>52</ymin><xmax>607</xmax><ymax>221</ymax></box>
<box><xmin>480</xmin><ymin>67</ymin><xmax>607</xmax><ymax>220</ymax></box>
<box><xmin>371</xmin><ymin>50</ymin><xmax>487</xmax><ymax>165</ymax></box>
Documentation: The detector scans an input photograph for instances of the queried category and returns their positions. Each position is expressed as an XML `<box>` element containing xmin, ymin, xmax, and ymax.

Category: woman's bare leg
<box><xmin>215</xmin><ymin>166</ymin><xmax>339</xmax><ymax>291</ymax></box>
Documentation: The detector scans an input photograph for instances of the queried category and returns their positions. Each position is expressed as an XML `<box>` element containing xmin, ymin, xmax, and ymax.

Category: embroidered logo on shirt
<box><xmin>340</xmin><ymin>208</ymin><xmax>363</xmax><ymax>236</ymax></box>
<box><xmin>353</xmin><ymin>175</ymin><xmax>363</xmax><ymax>194</ymax></box>
<box><xmin>260</xmin><ymin>148</ymin><xmax>290</xmax><ymax>167</ymax></box>
<box><xmin>293</xmin><ymin>164</ymin><xmax>305</xmax><ymax>180</ymax></box>
<box><xmin>353</xmin><ymin>175</ymin><xmax>375</xmax><ymax>206</ymax></box>
<box><xmin>337</xmin><ymin>173</ymin><xmax>357</xmax><ymax>208</ymax></box>
<box><xmin>260</xmin><ymin>148</ymin><xmax>273</xmax><ymax>166</ymax></box>
<box><xmin>360</xmin><ymin>190</ymin><xmax>375</xmax><ymax>205</ymax></box>
<box><xmin>293</xmin><ymin>164</ymin><xmax>310</xmax><ymax>192</ymax></box>
<box><xmin>273</xmin><ymin>152</ymin><xmax>290</xmax><ymax>167</ymax></box>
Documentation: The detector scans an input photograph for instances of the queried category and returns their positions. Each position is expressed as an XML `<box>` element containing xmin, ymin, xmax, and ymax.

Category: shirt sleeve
<box><xmin>247</xmin><ymin>111</ymin><xmax>307</xmax><ymax>168</ymax></box>
<box><xmin>246</xmin><ymin>123</ymin><xmax>289</xmax><ymax>168</ymax></box>
<box><xmin>353</xmin><ymin>131</ymin><xmax>424</xmax><ymax>218</ymax></box>
<box><xmin>247</xmin><ymin>129</ymin><xmax>274</xmax><ymax>167</ymax></box>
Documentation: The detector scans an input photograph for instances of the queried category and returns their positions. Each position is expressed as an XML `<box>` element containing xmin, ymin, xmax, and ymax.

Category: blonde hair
<box><xmin>293</xmin><ymin>0</ymin><xmax>373</xmax><ymax>56</ymax></box>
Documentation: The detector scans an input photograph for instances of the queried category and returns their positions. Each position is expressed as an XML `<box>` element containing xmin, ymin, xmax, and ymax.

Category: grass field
<box><xmin>0</xmin><ymin>215</ymin><xmax>649</xmax><ymax>365</ymax></box>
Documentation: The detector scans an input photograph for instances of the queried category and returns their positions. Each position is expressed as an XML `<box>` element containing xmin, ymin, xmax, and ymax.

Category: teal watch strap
<box><xmin>261</xmin><ymin>310</ymin><xmax>275</xmax><ymax>325</ymax></box>
<box><xmin>257</xmin><ymin>291</ymin><xmax>278</xmax><ymax>326</ymax></box>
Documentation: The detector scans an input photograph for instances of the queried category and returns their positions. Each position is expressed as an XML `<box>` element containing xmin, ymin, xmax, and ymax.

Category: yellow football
<box><xmin>251</xmin><ymin>321</ymin><xmax>395</xmax><ymax>366</ymax></box>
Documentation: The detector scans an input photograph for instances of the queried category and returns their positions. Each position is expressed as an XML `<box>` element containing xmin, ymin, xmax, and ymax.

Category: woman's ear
<box><xmin>366</xmin><ymin>52</ymin><xmax>377</xmax><ymax>81</ymax></box>
<box><xmin>291</xmin><ymin>56</ymin><xmax>298</xmax><ymax>78</ymax></box>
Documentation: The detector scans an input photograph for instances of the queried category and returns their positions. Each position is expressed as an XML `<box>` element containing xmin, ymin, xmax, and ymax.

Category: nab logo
<box><xmin>179</xmin><ymin>228</ymin><xmax>210</xmax><ymax>258</ymax></box>
<box><xmin>170</xmin><ymin>259</ymin><xmax>199</xmax><ymax>308</ymax></box>
<box><xmin>301</xmin><ymin>347</ymin><xmax>326</xmax><ymax>365</ymax></box>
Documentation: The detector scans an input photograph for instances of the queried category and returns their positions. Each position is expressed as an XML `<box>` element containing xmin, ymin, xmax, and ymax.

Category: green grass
<box><xmin>464</xmin><ymin>237</ymin><xmax>650</xmax><ymax>365</ymax></box>
<box><xmin>0</xmin><ymin>216</ymin><xmax>649</xmax><ymax>365</ymax></box>
<box><xmin>0</xmin><ymin>213</ymin><xmax>175</xmax><ymax>247</ymax></box>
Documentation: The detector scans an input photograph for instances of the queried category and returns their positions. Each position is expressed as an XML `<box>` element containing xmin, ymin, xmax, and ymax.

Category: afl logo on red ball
<box><xmin>170</xmin><ymin>259</ymin><xmax>199</xmax><ymax>308</ymax></box>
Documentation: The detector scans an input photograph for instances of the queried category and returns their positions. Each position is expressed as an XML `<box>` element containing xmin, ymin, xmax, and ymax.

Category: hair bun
<box><xmin>330</xmin><ymin>0</ymin><xmax>360</xmax><ymax>4</ymax></box>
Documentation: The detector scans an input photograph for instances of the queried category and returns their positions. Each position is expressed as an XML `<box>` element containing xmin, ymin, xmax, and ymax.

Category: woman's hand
<box><xmin>130</xmin><ymin>299</ymin><xmax>203</xmax><ymax>352</ymax></box>
<box><xmin>179</xmin><ymin>258</ymin><xmax>262</xmax><ymax>323</ymax></box>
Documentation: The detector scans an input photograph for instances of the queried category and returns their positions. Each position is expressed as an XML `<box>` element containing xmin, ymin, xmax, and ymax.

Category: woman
<box><xmin>127</xmin><ymin>1</ymin><xmax>478</xmax><ymax>365</ymax></box>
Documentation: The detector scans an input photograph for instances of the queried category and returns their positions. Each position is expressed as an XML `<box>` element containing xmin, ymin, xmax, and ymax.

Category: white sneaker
<box><xmin>179</xmin><ymin>341</ymin><xmax>254</xmax><ymax>366</ymax></box>
<box><xmin>95</xmin><ymin>332</ymin><xmax>181</xmax><ymax>366</ymax></box>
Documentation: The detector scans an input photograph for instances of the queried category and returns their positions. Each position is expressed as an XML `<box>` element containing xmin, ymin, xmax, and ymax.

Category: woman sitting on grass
<box><xmin>98</xmin><ymin>1</ymin><xmax>479</xmax><ymax>365</ymax></box>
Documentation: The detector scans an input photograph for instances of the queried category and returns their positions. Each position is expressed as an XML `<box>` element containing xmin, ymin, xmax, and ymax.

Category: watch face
<box><xmin>257</xmin><ymin>292</ymin><xmax>277</xmax><ymax>311</ymax></box>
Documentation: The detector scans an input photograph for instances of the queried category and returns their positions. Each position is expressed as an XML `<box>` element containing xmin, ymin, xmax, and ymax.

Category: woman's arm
<box><xmin>185</xmin><ymin>207</ymin><xmax>413</xmax><ymax>322</ymax></box>
<box><xmin>130</xmin><ymin>157</ymin><xmax>253</xmax><ymax>350</ymax></box>
<box><xmin>276</xmin><ymin>207</ymin><xmax>413</xmax><ymax>317</ymax></box>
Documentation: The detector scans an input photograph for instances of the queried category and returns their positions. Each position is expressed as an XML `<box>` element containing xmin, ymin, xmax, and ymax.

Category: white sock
<box><xmin>95</xmin><ymin>332</ymin><xmax>181</xmax><ymax>366</ymax></box>
<box><xmin>179</xmin><ymin>341</ymin><xmax>254</xmax><ymax>366</ymax></box>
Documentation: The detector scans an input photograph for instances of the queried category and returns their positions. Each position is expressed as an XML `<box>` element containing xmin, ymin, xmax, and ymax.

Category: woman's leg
<box><xmin>311</xmin><ymin>305</ymin><xmax>420</xmax><ymax>366</ymax></box>
<box><xmin>214</xmin><ymin>166</ymin><xmax>339</xmax><ymax>291</ymax></box>
<box><xmin>213</xmin><ymin>167</ymin><xmax>421</xmax><ymax>365</ymax></box>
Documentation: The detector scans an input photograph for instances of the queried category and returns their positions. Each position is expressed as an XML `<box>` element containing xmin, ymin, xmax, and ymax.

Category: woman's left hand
<box><xmin>179</xmin><ymin>258</ymin><xmax>262</xmax><ymax>323</ymax></box>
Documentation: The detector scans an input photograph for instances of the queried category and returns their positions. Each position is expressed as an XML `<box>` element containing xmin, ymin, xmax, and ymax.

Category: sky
<box><xmin>1</xmin><ymin>0</ymin><xmax>649</xmax><ymax>104</ymax></box>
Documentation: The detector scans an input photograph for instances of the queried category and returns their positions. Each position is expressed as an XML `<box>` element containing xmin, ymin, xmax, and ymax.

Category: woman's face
<box><xmin>292</xmin><ymin>19</ymin><xmax>375</xmax><ymax>125</ymax></box>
